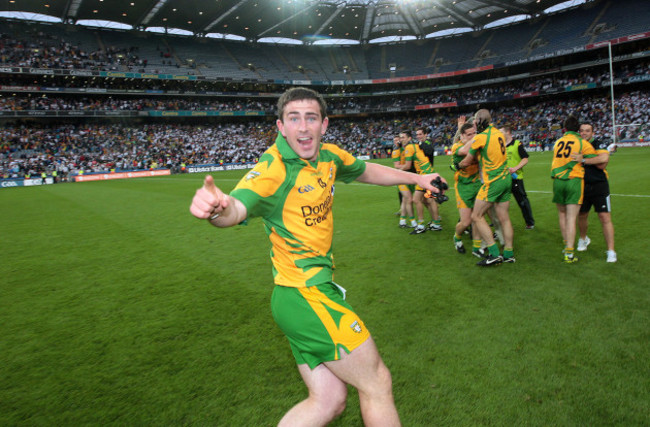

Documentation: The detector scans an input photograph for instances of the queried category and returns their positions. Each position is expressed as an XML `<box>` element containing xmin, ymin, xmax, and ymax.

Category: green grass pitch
<box><xmin>1</xmin><ymin>148</ymin><xmax>648</xmax><ymax>425</ymax></box>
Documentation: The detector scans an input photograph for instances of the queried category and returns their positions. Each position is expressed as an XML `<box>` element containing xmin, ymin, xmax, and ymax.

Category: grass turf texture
<box><xmin>1</xmin><ymin>148</ymin><xmax>648</xmax><ymax>425</ymax></box>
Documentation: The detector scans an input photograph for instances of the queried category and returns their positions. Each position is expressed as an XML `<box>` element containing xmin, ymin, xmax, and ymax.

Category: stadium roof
<box><xmin>0</xmin><ymin>0</ymin><xmax>587</xmax><ymax>44</ymax></box>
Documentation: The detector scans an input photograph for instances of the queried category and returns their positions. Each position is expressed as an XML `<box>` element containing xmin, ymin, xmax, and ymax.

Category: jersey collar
<box><xmin>275</xmin><ymin>133</ymin><xmax>322</xmax><ymax>166</ymax></box>
<box><xmin>275</xmin><ymin>133</ymin><xmax>300</xmax><ymax>160</ymax></box>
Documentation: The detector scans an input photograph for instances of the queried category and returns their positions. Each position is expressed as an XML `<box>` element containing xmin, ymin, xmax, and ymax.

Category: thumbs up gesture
<box><xmin>190</xmin><ymin>175</ymin><xmax>229</xmax><ymax>220</ymax></box>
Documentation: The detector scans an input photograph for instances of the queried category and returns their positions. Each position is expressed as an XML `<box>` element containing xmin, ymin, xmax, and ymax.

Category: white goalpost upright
<box><xmin>608</xmin><ymin>41</ymin><xmax>616</xmax><ymax>144</ymax></box>
<box><xmin>606</xmin><ymin>42</ymin><xmax>643</xmax><ymax>147</ymax></box>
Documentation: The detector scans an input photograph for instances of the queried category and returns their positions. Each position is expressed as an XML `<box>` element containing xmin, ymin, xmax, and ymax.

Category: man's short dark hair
<box><xmin>580</xmin><ymin>122</ymin><xmax>594</xmax><ymax>131</ymax></box>
<box><xmin>277</xmin><ymin>87</ymin><xmax>327</xmax><ymax>121</ymax></box>
<box><xmin>416</xmin><ymin>127</ymin><xmax>428</xmax><ymax>135</ymax></box>
<box><xmin>460</xmin><ymin>123</ymin><xmax>474</xmax><ymax>135</ymax></box>
<box><xmin>564</xmin><ymin>115</ymin><xmax>580</xmax><ymax>132</ymax></box>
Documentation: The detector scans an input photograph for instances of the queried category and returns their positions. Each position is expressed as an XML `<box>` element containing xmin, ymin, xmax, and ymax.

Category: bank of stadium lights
<box><xmin>141</xmin><ymin>0</ymin><xmax>170</xmax><ymax>26</ymax></box>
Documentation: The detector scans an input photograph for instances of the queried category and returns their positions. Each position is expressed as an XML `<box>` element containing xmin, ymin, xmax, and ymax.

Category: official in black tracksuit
<box><xmin>502</xmin><ymin>126</ymin><xmax>535</xmax><ymax>228</ymax></box>
<box><xmin>577</xmin><ymin>123</ymin><xmax>616</xmax><ymax>262</ymax></box>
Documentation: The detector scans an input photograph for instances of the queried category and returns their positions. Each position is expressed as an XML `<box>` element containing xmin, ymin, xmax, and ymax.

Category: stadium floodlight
<box><xmin>141</xmin><ymin>0</ymin><xmax>170</xmax><ymax>26</ymax></box>
<box><xmin>543</xmin><ymin>0</ymin><xmax>587</xmax><ymax>14</ymax></box>
<box><xmin>66</xmin><ymin>0</ymin><xmax>83</xmax><ymax>18</ymax></box>
<box><xmin>204</xmin><ymin>0</ymin><xmax>248</xmax><ymax>32</ymax></box>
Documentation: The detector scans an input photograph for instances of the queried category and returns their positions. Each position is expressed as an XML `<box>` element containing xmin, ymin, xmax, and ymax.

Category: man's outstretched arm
<box><xmin>356</xmin><ymin>162</ymin><xmax>444</xmax><ymax>193</ymax></box>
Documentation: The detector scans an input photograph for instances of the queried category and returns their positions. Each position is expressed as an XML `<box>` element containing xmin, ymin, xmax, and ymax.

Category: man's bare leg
<box><xmin>455</xmin><ymin>207</ymin><xmax>472</xmax><ymax>237</ymax></box>
<box><xmin>471</xmin><ymin>199</ymin><xmax>495</xmax><ymax>246</ymax></box>
<box><xmin>426</xmin><ymin>198</ymin><xmax>440</xmax><ymax>222</ymax></box>
<box><xmin>400</xmin><ymin>190</ymin><xmax>414</xmax><ymax>220</ymax></box>
<box><xmin>557</xmin><ymin>204</ymin><xmax>568</xmax><ymax>244</ymax></box>
<box><xmin>578</xmin><ymin>211</ymin><xmax>589</xmax><ymax>240</ymax></box>
<box><xmin>598</xmin><ymin>211</ymin><xmax>615</xmax><ymax>251</ymax></box>
<box><xmin>494</xmin><ymin>201</ymin><xmax>513</xmax><ymax>249</ymax></box>
<box><xmin>325</xmin><ymin>338</ymin><xmax>400</xmax><ymax>427</ymax></box>
<box><xmin>413</xmin><ymin>191</ymin><xmax>425</xmax><ymax>224</ymax></box>
<box><xmin>279</xmin><ymin>363</ymin><xmax>348</xmax><ymax>427</ymax></box>
<box><xmin>564</xmin><ymin>204</ymin><xmax>581</xmax><ymax>250</ymax></box>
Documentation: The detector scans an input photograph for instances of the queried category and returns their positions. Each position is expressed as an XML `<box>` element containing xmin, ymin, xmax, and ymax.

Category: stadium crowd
<box><xmin>1</xmin><ymin>90</ymin><xmax>648</xmax><ymax>180</ymax></box>
<box><xmin>0</xmin><ymin>30</ymin><xmax>147</xmax><ymax>71</ymax></box>
<box><xmin>0</xmin><ymin>95</ymin><xmax>274</xmax><ymax>112</ymax></box>
<box><xmin>2</xmin><ymin>60</ymin><xmax>648</xmax><ymax>113</ymax></box>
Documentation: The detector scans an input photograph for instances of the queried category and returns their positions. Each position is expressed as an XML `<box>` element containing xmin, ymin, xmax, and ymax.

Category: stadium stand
<box><xmin>1</xmin><ymin>0</ymin><xmax>649</xmax><ymax>183</ymax></box>
<box><xmin>588</xmin><ymin>0</ymin><xmax>650</xmax><ymax>42</ymax></box>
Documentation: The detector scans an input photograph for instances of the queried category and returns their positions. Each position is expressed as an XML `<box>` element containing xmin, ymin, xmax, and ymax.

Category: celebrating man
<box><xmin>190</xmin><ymin>87</ymin><xmax>444</xmax><ymax>425</ymax></box>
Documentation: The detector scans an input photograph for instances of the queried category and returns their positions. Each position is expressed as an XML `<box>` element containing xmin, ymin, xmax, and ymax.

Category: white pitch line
<box><xmin>526</xmin><ymin>190</ymin><xmax>650</xmax><ymax>198</ymax></box>
<box><xmin>155</xmin><ymin>176</ymin><xmax>650</xmax><ymax>198</ymax></box>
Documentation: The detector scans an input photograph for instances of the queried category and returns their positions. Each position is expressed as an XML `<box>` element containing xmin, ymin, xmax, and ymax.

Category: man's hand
<box><xmin>417</xmin><ymin>173</ymin><xmax>447</xmax><ymax>193</ymax></box>
<box><xmin>457</xmin><ymin>115</ymin><xmax>467</xmax><ymax>129</ymax></box>
<box><xmin>570</xmin><ymin>153</ymin><xmax>584</xmax><ymax>163</ymax></box>
<box><xmin>458</xmin><ymin>152</ymin><xmax>476</xmax><ymax>170</ymax></box>
<box><xmin>190</xmin><ymin>175</ymin><xmax>229</xmax><ymax>220</ymax></box>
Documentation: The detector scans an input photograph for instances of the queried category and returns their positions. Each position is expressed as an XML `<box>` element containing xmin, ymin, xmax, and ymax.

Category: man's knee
<box><xmin>311</xmin><ymin>383</ymin><xmax>348</xmax><ymax>420</ymax></box>
<box><xmin>320</xmin><ymin>393</ymin><xmax>347</xmax><ymax>420</ymax></box>
<box><xmin>357</xmin><ymin>359</ymin><xmax>393</xmax><ymax>401</ymax></box>
<box><xmin>459</xmin><ymin>217</ymin><xmax>471</xmax><ymax>228</ymax></box>
<box><xmin>470</xmin><ymin>210</ymin><xmax>486</xmax><ymax>223</ymax></box>
<box><xmin>598</xmin><ymin>212</ymin><xmax>612</xmax><ymax>225</ymax></box>
<box><xmin>377</xmin><ymin>361</ymin><xmax>393</xmax><ymax>392</ymax></box>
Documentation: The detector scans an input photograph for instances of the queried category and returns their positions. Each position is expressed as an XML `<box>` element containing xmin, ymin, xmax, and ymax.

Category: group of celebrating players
<box><xmin>392</xmin><ymin>110</ymin><xmax>617</xmax><ymax>265</ymax></box>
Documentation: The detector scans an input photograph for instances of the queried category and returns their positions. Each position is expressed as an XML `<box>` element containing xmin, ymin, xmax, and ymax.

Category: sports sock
<box><xmin>454</xmin><ymin>233</ymin><xmax>462</xmax><ymax>241</ymax></box>
<box><xmin>472</xmin><ymin>240</ymin><xmax>482</xmax><ymax>251</ymax></box>
<box><xmin>488</xmin><ymin>243</ymin><xmax>500</xmax><ymax>257</ymax></box>
<box><xmin>565</xmin><ymin>247</ymin><xmax>574</xmax><ymax>257</ymax></box>
<box><xmin>503</xmin><ymin>248</ymin><xmax>514</xmax><ymax>258</ymax></box>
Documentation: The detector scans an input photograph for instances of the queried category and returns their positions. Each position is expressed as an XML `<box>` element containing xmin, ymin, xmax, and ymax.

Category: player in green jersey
<box><xmin>458</xmin><ymin>109</ymin><xmax>515</xmax><ymax>266</ymax></box>
<box><xmin>551</xmin><ymin>115</ymin><xmax>608</xmax><ymax>263</ymax></box>
<box><xmin>392</xmin><ymin>134</ymin><xmax>416</xmax><ymax>228</ymax></box>
<box><xmin>416</xmin><ymin>127</ymin><xmax>443</xmax><ymax>231</ymax></box>
<box><xmin>397</xmin><ymin>130</ymin><xmax>438</xmax><ymax>234</ymax></box>
<box><xmin>451</xmin><ymin>119</ymin><xmax>483</xmax><ymax>256</ymax></box>
<box><xmin>190</xmin><ymin>87</ymin><xmax>445</xmax><ymax>426</ymax></box>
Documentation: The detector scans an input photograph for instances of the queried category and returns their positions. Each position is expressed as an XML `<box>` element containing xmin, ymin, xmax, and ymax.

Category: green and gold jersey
<box><xmin>551</xmin><ymin>132</ymin><xmax>596</xmax><ymax>180</ymax></box>
<box><xmin>403</xmin><ymin>142</ymin><xmax>433</xmax><ymax>174</ymax></box>
<box><xmin>469</xmin><ymin>125</ymin><xmax>509</xmax><ymax>184</ymax></box>
<box><xmin>451</xmin><ymin>140</ymin><xmax>479</xmax><ymax>185</ymax></box>
<box><xmin>391</xmin><ymin>146</ymin><xmax>404</xmax><ymax>164</ymax></box>
<box><xmin>230</xmin><ymin>134</ymin><xmax>366</xmax><ymax>288</ymax></box>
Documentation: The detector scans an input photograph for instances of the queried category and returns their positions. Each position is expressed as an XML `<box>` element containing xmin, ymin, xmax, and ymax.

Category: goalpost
<box><xmin>614</xmin><ymin>123</ymin><xmax>644</xmax><ymax>142</ymax></box>
<box><xmin>606</xmin><ymin>42</ymin><xmax>645</xmax><ymax>146</ymax></box>
<box><xmin>608</xmin><ymin>42</ymin><xmax>616</xmax><ymax>144</ymax></box>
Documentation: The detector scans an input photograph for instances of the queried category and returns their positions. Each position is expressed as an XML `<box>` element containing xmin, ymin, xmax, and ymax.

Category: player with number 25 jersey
<box><xmin>551</xmin><ymin>131</ymin><xmax>596</xmax><ymax>180</ymax></box>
